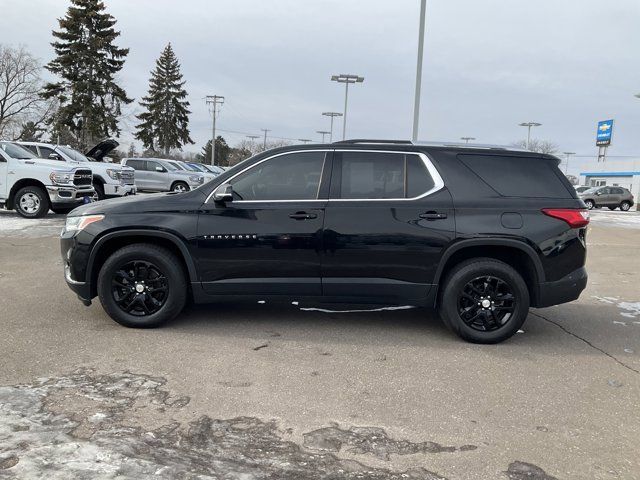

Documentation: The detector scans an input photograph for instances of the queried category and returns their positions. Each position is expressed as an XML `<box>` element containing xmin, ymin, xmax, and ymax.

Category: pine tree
<box><xmin>135</xmin><ymin>44</ymin><xmax>193</xmax><ymax>155</ymax></box>
<box><xmin>42</xmin><ymin>0</ymin><xmax>132</xmax><ymax>149</ymax></box>
<box><xmin>198</xmin><ymin>136</ymin><xmax>230</xmax><ymax>166</ymax></box>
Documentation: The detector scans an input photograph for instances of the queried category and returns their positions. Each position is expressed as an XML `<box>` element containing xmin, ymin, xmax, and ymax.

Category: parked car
<box><xmin>170</xmin><ymin>160</ymin><xmax>217</xmax><ymax>183</ymax></box>
<box><xmin>578</xmin><ymin>186</ymin><xmax>634</xmax><ymax>211</ymax></box>
<box><xmin>17</xmin><ymin>140</ymin><xmax>136</xmax><ymax>200</ymax></box>
<box><xmin>121</xmin><ymin>158</ymin><xmax>204</xmax><ymax>192</ymax></box>
<box><xmin>0</xmin><ymin>141</ymin><xmax>95</xmax><ymax>218</ymax></box>
<box><xmin>61</xmin><ymin>140</ymin><xmax>589</xmax><ymax>343</ymax></box>
<box><xmin>574</xmin><ymin>186</ymin><xmax>591</xmax><ymax>194</ymax></box>
<box><xmin>186</xmin><ymin>162</ymin><xmax>222</xmax><ymax>177</ymax></box>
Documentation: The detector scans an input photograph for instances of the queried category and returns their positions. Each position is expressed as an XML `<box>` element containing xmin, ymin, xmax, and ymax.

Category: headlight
<box><xmin>50</xmin><ymin>171</ymin><xmax>74</xmax><ymax>185</ymax></box>
<box><xmin>189</xmin><ymin>175</ymin><xmax>204</xmax><ymax>184</ymax></box>
<box><xmin>65</xmin><ymin>214</ymin><xmax>104</xmax><ymax>232</ymax></box>
<box><xmin>106</xmin><ymin>169</ymin><xmax>120</xmax><ymax>180</ymax></box>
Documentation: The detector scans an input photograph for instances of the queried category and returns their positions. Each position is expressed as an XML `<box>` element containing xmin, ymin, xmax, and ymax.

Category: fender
<box><xmin>87</xmin><ymin>229</ymin><xmax>198</xmax><ymax>284</ymax></box>
<box><xmin>433</xmin><ymin>237</ymin><xmax>545</xmax><ymax>285</ymax></box>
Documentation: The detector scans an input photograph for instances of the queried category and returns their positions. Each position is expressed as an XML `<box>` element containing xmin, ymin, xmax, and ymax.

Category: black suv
<box><xmin>61</xmin><ymin>140</ymin><xmax>589</xmax><ymax>343</ymax></box>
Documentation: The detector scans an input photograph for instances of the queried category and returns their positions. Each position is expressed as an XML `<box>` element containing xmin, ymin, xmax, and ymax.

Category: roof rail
<box><xmin>332</xmin><ymin>139</ymin><xmax>413</xmax><ymax>145</ymax></box>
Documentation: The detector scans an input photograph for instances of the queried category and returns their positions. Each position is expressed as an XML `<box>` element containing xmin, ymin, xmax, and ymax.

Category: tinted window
<box><xmin>458</xmin><ymin>154</ymin><xmax>572</xmax><ymax>198</ymax></box>
<box><xmin>611</xmin><ymin>187</ymin><xmax>624</xmax><ymax>194</ymax></box>
<box><xmin>39</xmin><ymin>146</ymin><xmax>55</xmax><ymax>158</ymax></box>
<box><xmin>230</xmin><ymin>151</ymin><xmax>325</xmax><ymax>201</ymax></box>
<box><xmin>406</xmin><ymin>155</ymin><xmax>435</xmax><ymax>197</ymax></box>
<box><xmin>147</xmin><ymin>161</ymin><xmax>165</xmax><ymax>172</ymax></box>
<box><xmin>23</xmin><ymin>145</ymin><xmax>39</xmax><ymax>155</ymax></box>
<box><xmin>339</xmin><ymin>152</ymin><xmax>404</xmax><ymax>199</ymax></box>
<box><xmin>126</xmin><ymin>159</ymin><xmax>146</xmax><ymax>170</ymax></box>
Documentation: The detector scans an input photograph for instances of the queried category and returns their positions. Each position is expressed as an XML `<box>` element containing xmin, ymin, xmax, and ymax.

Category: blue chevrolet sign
<box><xmin>596</xmin><ymin>119</ymin><xmax>614</xmax><ymax>146</ymax></box>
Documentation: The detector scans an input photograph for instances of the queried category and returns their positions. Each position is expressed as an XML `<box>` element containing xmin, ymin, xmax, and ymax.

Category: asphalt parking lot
<box><xmin>0</xmin><ymin>209</ymin><xmax>639</xmax><ymax>479</ymax></box>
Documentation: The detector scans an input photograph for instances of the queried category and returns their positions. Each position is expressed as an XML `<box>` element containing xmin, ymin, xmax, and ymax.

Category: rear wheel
<box><xmin>584</xmin><ymin>199</ymin><xmax>595</xmax><ymax>210</ymax></box>
<box><xmin>14</xmin><ymin>186</ymin><xmax>49</xmax><ymax>218</ymax></box>
<box><xmin>97</xmin><ymin>244</ymin><xmax>187</xmax><ymax>328</ymax></box>
<box><xmin>620</xmin><ymin>201</ymin><xmax>631</xmax><ymax>211</ymax></box>
<box><xmin>439</xmin><ymin>258</ymin><xmax>530</xmax><ymax>344</ymax></box>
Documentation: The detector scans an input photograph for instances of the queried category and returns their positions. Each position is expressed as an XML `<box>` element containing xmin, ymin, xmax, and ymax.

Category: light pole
<box><xmin>298</xmin><ymin>138</ymin><xmax>312</xmax><ymax>144</ymax></box>
<box><xmin>316</xmin><ymin>130</ymin><xmax>331</xmax><ymax>143</ymax></box>
<box><xmin>460</xmin><ymin>136</ymin><xmax>476</xmax><ymax>144</ymax></box>
<box><xmin>412</xmin><ymin>0</ymin><xmax>427</xmax><ymax>142</ymax></box>
<box><xmin>322</xmin><ymin>112</ymin><xmax>343</xmax><ymax>142</ymax></box>
<box><xmin>519</xmin><ymin>122</ymin><xmax>541</xmax><ymax>150</ymax></box>
<box><xmin>331</xmin><ymin>74</ymin><xmax>364</xmax><ymax>140</ymax></box>
<box><xmin>563</xmin><ymin>151</ymin><xmax>576</xmax><ymax>174</ymax></box>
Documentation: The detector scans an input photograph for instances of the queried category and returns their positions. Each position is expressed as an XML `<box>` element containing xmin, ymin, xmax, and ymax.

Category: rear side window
<box><xmin>336</xmin><ymin>152</ymin><xmax>435</xmax><ymax>199</ymax></box>
<box><xmin>126</xmin><ymin>159</ymin><xmax>146</xmax><ymax>170</ymax></box>
<box><xmin>458</xmin><ymin>154</ymin><xmax>573</xmax><ymax>198</ymax></box>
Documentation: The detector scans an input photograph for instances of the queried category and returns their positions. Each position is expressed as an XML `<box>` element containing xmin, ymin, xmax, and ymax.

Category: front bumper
<box><xmin>47</xmin><ymin>185</ymin><xmax>95</xmax><ymax>206</ymax></box>
<box><xmin>104</xmin><ymin>183</ymin><xmax>137</xmax><ymax>197</ymax></box>
<box><xmin>535</xmin><ymin>266</ymin><xmax>587</xmax><ymax>308</ymax></box>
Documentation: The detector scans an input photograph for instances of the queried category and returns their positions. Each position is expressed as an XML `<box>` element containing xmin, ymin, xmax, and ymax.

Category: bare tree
<box><xmin>0</xmin><ymin>45</ymin><xmax>44</xmax><ymax>137</ymax></box>
<box><xmin>511</xmin><ymin>139</ymin><xmax>559</xmax><ymax>154</ymax></box>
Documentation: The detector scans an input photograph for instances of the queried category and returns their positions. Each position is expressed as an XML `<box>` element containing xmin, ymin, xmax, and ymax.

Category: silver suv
<box><xmin>122</xmin><ymin>158</ymin><xmax>204</xmax><ymax>193</ymax></box>
<box><xmin>579</xmin><ymin>186</ymin><xmax>635</xmax><ymax>211</ymax></box>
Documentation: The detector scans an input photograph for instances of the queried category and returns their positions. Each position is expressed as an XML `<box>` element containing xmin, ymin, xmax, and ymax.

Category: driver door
<box><xmin>196</xmin><ymin>150</ymin><xmax>331</xmax><ymax>296</ymax></box>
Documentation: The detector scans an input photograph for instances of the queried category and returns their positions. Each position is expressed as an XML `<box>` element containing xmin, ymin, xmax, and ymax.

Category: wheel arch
<box><xmin>8</xmin><ymin>179</ymin><xmax>48</xmax><ymax>209</ymax></box>
<box><xmin>434</xmin><ymin>239</ymin><xmax>544</xmax><ymax>306</ymax></box>
<box><xmin>87</xmin><ymin>229</ymin><xmax>198</xmax><ymax>298</ymax></box>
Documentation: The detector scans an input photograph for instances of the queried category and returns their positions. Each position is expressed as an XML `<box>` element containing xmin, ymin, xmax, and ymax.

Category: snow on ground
<box><xmin>588</xmin><ymin>209</ymin><xmax>640</xmax><ymax>230</ymax></box>
<box><xmin>0</xmin><ymin>209</ymin><xmax>65</xmax><ymax>238</ymax></box>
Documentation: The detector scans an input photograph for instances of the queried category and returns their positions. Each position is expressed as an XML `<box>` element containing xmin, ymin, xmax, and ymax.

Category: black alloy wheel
<box><xmin>458</xmin><ymin>276</ymin><xmax>515</xmax><ymax>332</ymax></box>
<box><xmin>111</xmin><ymin>260</ymin><xmax>168</xmax><ymax>316</ymax></box>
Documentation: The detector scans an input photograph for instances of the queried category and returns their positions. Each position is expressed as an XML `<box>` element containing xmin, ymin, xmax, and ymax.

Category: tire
<box><xmin>94</xmin><ymin>182</ymin><xmax>105</xmax><ymax>200</ymax></box>
<box><xmin>171</xmin><ymin>181</ymin><xmax>190</xmax><ymax>193</ymax></box>
<box><xmin>14</xmin><ymin>186</ymin><xmax>49</xmax><ymax>218</ymax></box>
<box><xmin>51</xmin><ymin>207</ymin><xmax>74</xmax><ymax>215</ymax></box>
<box><xmin>608</xmin><ymin>206</ymin><xmax>616</xmax><ymax>211</ymax></box>
<box><xmin>620</xmin><ymin>201</ymin><xmax>631</xmax><ymax>212</ymax></box>
<box><xmin>584</xmin><ymin>199</ymin><xmax>595</xmax><ymax>210</ymax></box>
<box><xmin>97</xmin><ymin>244</ymin><xmax>187</xmax><ymax>328</ymax></box>
<box><xmin>439</xmin><ymin>258</ymin><xmax>530</xmax><ymax>344</ymax></box>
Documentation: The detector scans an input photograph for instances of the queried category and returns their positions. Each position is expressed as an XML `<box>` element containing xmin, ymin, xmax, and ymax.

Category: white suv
<box><xmin>18</xmin><ymin>140</ymin><xmax>136</xmax><ymax>200</ymax></box>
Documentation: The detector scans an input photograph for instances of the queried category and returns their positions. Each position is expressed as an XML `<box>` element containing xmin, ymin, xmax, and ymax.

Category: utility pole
<box><xmin>316</xmin><ymin>130</ymin><xmax>331</xmax><ymax>143</ymax></box>
<box><xmin>331</xmin><ymin>74</ymin><xmax>364</xmax><ymax>140</ymax></box>
<box><xmin>260</xmin><ymin>129</ymin><xmax>271</xmax><ymax>149</ymax></box>
<box><xmin>298</xmin><ymin>138</ymin><xmax>312</xmax><ymax>144</ymax></box>
<box><xmin>206</xmin><ymin>95</ymin><xmax>224</xmax><ymax>165</ymax></box>
<box><xmin>246</xmin><ymin>134</ymin><xmax>260</xmax><ymax>142</ymax></box>
<box><xmin>563</xmin><ymin>151</ymin><xmax>576</xmax><ymax>174</ymax></box>
<box><xmin>518</xmin><ymin>122</ymin><xmax>541</xmax><ymax>150</ymax></box>
<box><xmin>322</xmin><ymin>112</ymin><xmax>343</xmax><ymax>142</ymax></box>
<box><xmin>460</xmin><ymin>136</ymin><xmax>476</xmax><ymax>144</ymax></box>
<box><xmin>412</xmin><ymin>0</ymin><xmax>427</xmax><ymax>142</ymax></box>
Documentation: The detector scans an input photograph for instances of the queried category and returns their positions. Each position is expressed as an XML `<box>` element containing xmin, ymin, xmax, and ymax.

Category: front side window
<box><xmin>336</xmin><ymin>152</ymin><xmax>435</xmax><ymax>199</ymax></box>
<box><xmin>230</xmin><ymin>151</ymin><xmax>325</xmax><ymax>201</ymax></box>
<box><xmin>39</xmin><ymin>146</ymin><xmax>55</xmax><ymax>158</ymax></box>
<box><xmin>147</xmin><ymin>161</ymin><xmax>165</xmax><ymax>172</ymax></box>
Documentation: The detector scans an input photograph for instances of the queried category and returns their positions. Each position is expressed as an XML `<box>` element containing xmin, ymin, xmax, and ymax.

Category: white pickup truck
<box><xmin>0</xmin><ymin>141</ymin><xmax>95</xmax><ymax>218</ymax></box>
<box><xmin>18</xmin><ymin>140</ymin><xmax>136</xmax><ymax>200</ymax></box>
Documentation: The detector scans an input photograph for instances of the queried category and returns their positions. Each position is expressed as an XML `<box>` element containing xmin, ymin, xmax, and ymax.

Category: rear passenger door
<box><xmin>321</xmin><ymin>150</ymin><xmax>455</xmax><ymax>303</ymax></box>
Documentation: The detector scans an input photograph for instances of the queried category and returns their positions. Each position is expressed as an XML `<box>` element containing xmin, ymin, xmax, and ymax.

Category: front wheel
<box><xmin>171</xmin><ymin>181</ymin><xmax>190</xmax><ymax>193</ymax></box>
<box><xmin>97</xmin><ymin>244</ymin><xmax>187</xmax><ymax>328</ymax></box>
<box><xmin>439</xmin><ymin>258</ymin><xmax>530</xmax><ymax>344</ymax></box>
<box><xmin>584</xmin><ymin>199</ymin><xmax>595</xmax><ymax>210</ymax></box>
<box><xmin>14</xmin><ymin>186</ymin><xmax>49</xmax><ymax>218</ymax></box>
<box><xmin>94</xmin><ymin>182</ymin><xmax>105</xmax><ymax>200</ymax></box>
<box><xmin>620</xmin><ymin>201</ymin><xmax>631</xmax><ymax>212</ymax></box>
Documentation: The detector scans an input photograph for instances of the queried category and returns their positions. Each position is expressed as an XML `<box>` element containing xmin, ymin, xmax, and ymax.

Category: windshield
<box><xmin>0</xmin><ymin>142</ymin><xmax>37</xmax><ymax>159</ymax></box>
<box><xmin>182</xmin><ymin>163</ymin><xmax>201</xmax><ymax>172</ymax></box>
<box><xmin>170</xmin><ymin>161</ymin><xmax>187</xmax><ymax>171</ymax></box>
<box><xmin>56</xmin><ymin>145</ymin><xmax>89</xmax><ymax>162</ymax></box>
<box><xmin>161</xmin><ymin>161</ymin><xmax>179</xmax><ymax>171</ymax></box>
<box><xmin>186</xmin><ymin>163</ymin><xmax>206</xmax><ymax>172</ymax></box>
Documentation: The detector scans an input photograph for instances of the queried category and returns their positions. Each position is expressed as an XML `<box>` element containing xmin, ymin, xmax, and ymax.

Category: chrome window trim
<box><xmin>204</xmin><ymin>148</ymin><xmax>444</xmax><ymax>204</ymax></box>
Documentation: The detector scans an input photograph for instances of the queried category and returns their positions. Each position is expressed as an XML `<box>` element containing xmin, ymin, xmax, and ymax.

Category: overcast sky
<box><xmin>3</xmin><ymin>0</ymin><xmax>640</xmax><ymax>172</ymax></box>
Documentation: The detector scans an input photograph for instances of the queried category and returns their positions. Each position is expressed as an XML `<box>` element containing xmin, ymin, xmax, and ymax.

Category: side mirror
<box><xmin>155</xmin><ymin>166</ymin><xmax>165</xmax><ymax>172</ymax></box>
<box><xmin>49</xmin><ymin>153</ymin><xmax>62</xmax><ymax>160</ymax></box>
<box><xmin>596</xmin><ymin>191</ymin><xmax>602</xmax><ymax>195</ymax></box>
<box><xmin>213</xmin><ymin>183</ymin><xmax>233</xmax><ymax>203</ymax></box>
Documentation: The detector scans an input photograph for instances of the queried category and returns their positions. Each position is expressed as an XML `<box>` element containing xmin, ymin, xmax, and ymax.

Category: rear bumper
<box><xmin>535</xmin><ymin>266</ymin><xmax>587</xmax><ymax>308</ymax></box>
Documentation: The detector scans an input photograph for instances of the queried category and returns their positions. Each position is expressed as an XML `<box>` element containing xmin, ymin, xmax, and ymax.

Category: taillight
<box><xmin>542</xmin><ymin>208</ymin><xmax>590</xmax><ymax>228</ymax></box>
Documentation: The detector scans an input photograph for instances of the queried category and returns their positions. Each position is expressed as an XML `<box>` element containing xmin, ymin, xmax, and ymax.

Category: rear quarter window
<box><xmin>457</xmin><ymin>154</ymin><xmax>574</xmax><ymax>198</ymax></box>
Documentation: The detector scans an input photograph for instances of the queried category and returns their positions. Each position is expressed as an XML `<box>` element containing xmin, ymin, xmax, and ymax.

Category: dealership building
<box><xmin>579</xmin><ymin>158</ymin><xmax>640</xmax><ymax>202</ymax></box>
